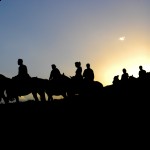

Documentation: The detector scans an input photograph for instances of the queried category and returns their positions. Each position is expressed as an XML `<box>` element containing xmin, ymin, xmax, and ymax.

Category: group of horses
<box><xmin>0</xmin><ymin>74</ymin><xmax>103</xmax><ymax>104</ymax></box>
<box><xmin>104</xmin><ymin>73</ymin><xmax>150</xmax><ymax>100</ymax></box>
<box><xmin>1</xmin><ymin>72</ymin><xmax>150</xmax><ymax>104</ymax></box>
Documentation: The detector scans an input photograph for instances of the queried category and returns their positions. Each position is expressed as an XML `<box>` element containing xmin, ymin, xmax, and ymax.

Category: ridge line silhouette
<box><xmin>0</xmin><ymin>60</ymin><xmax>150</xmax><ymax>104</ymax></box>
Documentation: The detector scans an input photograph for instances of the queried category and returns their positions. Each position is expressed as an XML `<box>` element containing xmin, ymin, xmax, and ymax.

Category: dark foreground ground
<box><xmin>0</xmin><ymin>95</ymin><xmax>149</xmax><ymax>147</ymax></box>
<box><xmin>0</xmin><ymin>95</ymin><xmax>149</xmax><ymax>119</ymax></box>
<box><xmin>1</xmin><ymin>80</ymin><xmax>149</xmax><ymax>147</ymax></box>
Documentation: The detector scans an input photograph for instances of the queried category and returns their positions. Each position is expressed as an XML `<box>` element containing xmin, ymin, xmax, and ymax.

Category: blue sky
<box><xmin>1</xmin><ymin>0</ymin><xmax>150</xmax><ymax>90</ymax></box>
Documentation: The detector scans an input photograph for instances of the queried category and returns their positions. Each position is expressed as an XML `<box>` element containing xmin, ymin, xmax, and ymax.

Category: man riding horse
<box><xmin>13</xmin><ymin>58</ymin><xmax>30</xmax><ymax>80</ymax></box>
<box><xmin>5</xmin><ymin>59</ymin><xmax>46</xmax><ymax>102</ymax></box>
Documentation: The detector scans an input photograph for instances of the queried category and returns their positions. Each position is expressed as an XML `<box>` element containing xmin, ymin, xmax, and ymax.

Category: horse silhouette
<box><xmin>44</xmin><ymin>73</ymin><xmax>103</xmax><ymax>101</ymax></box>
<box><xmin>46</xmin><ymin>73</ymin><xmax>103</xmax><ymax>100</ymax></box>
<box><xmin>0</xmin><ymin>74</ymin><xmax>8</xmax><ymax>103</ymax></box>
<box><xmin>103</xmin><ymin>73</ymin><xmax>150</xmax><ymax>100</ymax></box>
<box><xmin>45</xmin><ymin>74</ymin><xmax>71</xmax><ymax>101</ymax></box>
<box><xmin>0</xmin><ymin>74</ymin><xmax>46</xmax><ymax>103</ymax></box>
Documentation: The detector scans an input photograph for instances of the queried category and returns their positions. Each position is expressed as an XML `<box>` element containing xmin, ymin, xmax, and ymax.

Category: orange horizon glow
<box><xmin>92</xmin><ymin>35</ymin><xmax>150</xmax><ymax>86</ymax></box>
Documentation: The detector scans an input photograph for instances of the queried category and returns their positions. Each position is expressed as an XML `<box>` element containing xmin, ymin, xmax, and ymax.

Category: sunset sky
<box><xmin>0</xmin><ymin>0</ymin><xmax>150</xmax><ymax>100</ymax></box>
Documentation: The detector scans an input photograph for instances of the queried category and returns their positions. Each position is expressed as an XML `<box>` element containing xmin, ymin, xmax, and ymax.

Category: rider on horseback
<box><xmin>139</xmin><ymin>65</ymin><xmax>147</xmax><ymax>80</ymax></box>
<box><xmin>18</xmin><ymin>59</ymin><xmax>30</xmax><ymax>79</ymax></box>
<box><xmin>49</xmin><ymin>64</ymin><xmax>61</xmax><ymax>81</ymax></box>
<box><xmin>83</xmin><ymin>63</ymin><xmax>94</xmax><ymax>82</ymax></box>
<box><xmin>13</xmin><ymin>59</ymin><xmax>30</xmax><ymax>80</ymax></box>
<box><xmin>48</xmin><ymin>64</ymin><xmax>63</xmax><ymax>98</ymax></box>
<box><xmin>71</xmin><ymin>62</ymin><xmax>83</xmax><ymax>81</ymax></box>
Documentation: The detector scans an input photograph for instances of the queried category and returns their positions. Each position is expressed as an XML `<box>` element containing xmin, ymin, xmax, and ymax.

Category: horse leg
<box><xmin>45</xmin><ymin>90</ymin><xmax>53</xmax><ymax>101</ymax></box>
<box><xmin>62</xmin><ymin>92</ymin><xmax>67</xmax><ymax>99</ymax></box>
<box><xmin>32</xmin><ymin>92</ymin><xmax>39</xmax><ymax>102</ymax></box>
<box><xmin>48</xmin><ymin>95</ymin><xmax>53</xmax><ymax>101</ymax></box>
<box><xmin>47</xmin><ymin>93</ymin><xmax>53</xmax><ymax>101</ymax></box>
<box><xmin>39</xmin><ymin>91</ymin><xmax>46</xmax><ymax>102</ymax></box>
<box><xmin>3</xmin><ymin>96</ymin><xmax>9</xmax><ymax>104</ymax></box>
<box><xmin>0</xmin><ymin>96</ymin><xmax>3</xmax><ymax>103</ymax></box>
<box><xmin>15</xmin><ymin>96</ymin><xmax>19</xmax><ymax>103</ymax></box>
<box><xmin>0</xmin><ymin>92</ymin><xmax>9</xmax><ymax>104</ymax></box>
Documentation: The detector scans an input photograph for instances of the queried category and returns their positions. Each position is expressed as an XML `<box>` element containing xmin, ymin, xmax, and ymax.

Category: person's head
<box><xmin>122</xmin><ymin>68</ymin><xmax>126</xmax><ymax>73</ymax></box>
<box><xmin>75</xmin><ymin>62</ymin><xmax>79</xmax><ymax>68</ymax></box>
<box><xmin>51</xmin><ymin>64</ymin><xmax>56</xmax><ymax>69</ymax></box>
<box><xmin>113</xmin><ymin>75</ymin><xmax>119</xmax><ymax>83</ymax></box>
<box><xmin>18</xmin><ymin>59</ymin><xmax>23</xmax><ymax>65</ymax></box>
<box><xmin>75</xmin><ymin>62</ymin><xmax>81</xmax><ymax>68</ymax></box>
<box><xmin>114</xmin><ymin>75</ymin><xmax>119</xmax><ymax>80</ymax></box>
<box><xmin>86</xmin><ymin>63</ymin><xmax>90</xmax><ymax>68</ymax></box>
<box><xmin>139</xmin><ymin>65</ymin><xmax>143</xmax><ymax>70</ymax></box>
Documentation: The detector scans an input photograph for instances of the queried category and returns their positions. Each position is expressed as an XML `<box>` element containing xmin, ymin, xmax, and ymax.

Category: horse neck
<box><xmin>61</xmin><ymin>75</ymin><xmax>70</xmax><ymax>80</ymax></box>
<box><xmin>0</xmin><ymin>74</ymin><xmax>10</xmax><ymax>80</ymax></box>
<box><xmin>0</xmin><ymin>74</ymin><xmax>6</xmax><ymax>79</ymax></box>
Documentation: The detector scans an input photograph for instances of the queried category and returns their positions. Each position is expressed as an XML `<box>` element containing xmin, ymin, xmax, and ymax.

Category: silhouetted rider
<box><xmin>73</xmin><ymin>61</ymin><xmax>82</xmax><ymax>80</ymax></box>
<box><xmin>18</xmin><ymin>59</ymin><xmax>29</xmax><ymax>77</ymax></box>
<box><xmin>13</xmin><ymin>59</ymin><xmax>30</xmax><ymax>80</ymax></box>
<box><xmin>121</xmin><ymin>68</ymin><xmax>129</xmax><ymax>93</ymax></box>
<box><xmin>139</xmin><ymin>65</ymin><xmax>146</xmax><ymax>79</ymax></box>
<box><xmin>113</xmin><ymin>75</ymin><xmax>120</xmax><ymax>86</ymax></box>
<box><xmin>121</xmin><ymin>68</ymin><xmax>129</xmax><ymax>81</ymax></box>
<box><xmin>83</xmin><ymin>63</ymin><xmax>94</xmax><ymax>81</ymax></box>
<box><xmin>49</xmin><ymin>64</ymin><xmax>61</xmax><ymax>81</ymax></box>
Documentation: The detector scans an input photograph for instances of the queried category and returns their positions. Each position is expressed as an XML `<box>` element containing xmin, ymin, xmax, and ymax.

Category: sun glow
<box><xmin>95</xmin><ymin>47</ymin><xmax>150</xmax><ymax>86</ymax></box>
<box><xmin>119</xmin><ymin>36</ymin><xmax>125</xmax><ymax>41</ymax></box>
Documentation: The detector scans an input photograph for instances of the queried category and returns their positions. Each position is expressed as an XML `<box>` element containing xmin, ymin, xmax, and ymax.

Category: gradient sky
<box><xmin>1</xmin><ymin>0</ymin><xmax>150</xmax><ymax>97</ymax></box>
